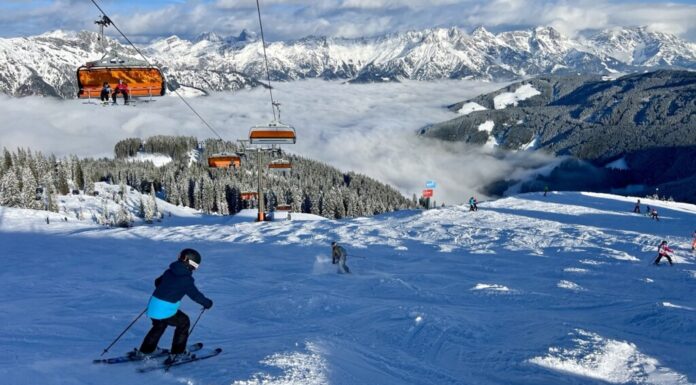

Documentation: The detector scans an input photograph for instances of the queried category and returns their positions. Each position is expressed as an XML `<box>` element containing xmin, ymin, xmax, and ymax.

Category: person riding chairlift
<box><xmin>100</xmin><ymin>82</ymin><xmax>111</xmax><ymax>103</ymax></box>
<box><xmin>112</xmin><ymin>79</ymin><xmax>130</xmax><ymax>105</ymax></box>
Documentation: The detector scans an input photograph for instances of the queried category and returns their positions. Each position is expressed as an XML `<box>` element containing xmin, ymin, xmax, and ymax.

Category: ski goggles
<box><xmin>188</xmin><ymin>260</ymin><xmax>199</xmax><ymax>270</ymax></box>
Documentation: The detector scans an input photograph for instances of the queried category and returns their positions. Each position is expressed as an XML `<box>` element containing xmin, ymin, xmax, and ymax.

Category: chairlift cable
<box><xmin>88</xmin><ymin>0</ymin><xmax>224</xmax><ymax>141</ymax></box>
<box><xmin>255</xmin><ymin>0</ymin><xmax>277</xmax><ymax>121</ymax></box>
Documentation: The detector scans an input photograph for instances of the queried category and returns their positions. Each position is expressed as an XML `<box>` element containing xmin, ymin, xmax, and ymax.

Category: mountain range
<box><xmin>1</xmin><ymin>26</ymin><xmax>695</xmax><ymax>98</ymax></box>
<box><xmin>420</xmin><ymin>70</ymin><xmax>696</xmax><ymax>202</ymax></box>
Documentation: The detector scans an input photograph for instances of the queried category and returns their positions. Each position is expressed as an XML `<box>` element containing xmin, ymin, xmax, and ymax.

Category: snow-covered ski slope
<box><xmin>1</xmin><ymin>191</ymin><xmax>695</xmax><ymax>385</ymax></box>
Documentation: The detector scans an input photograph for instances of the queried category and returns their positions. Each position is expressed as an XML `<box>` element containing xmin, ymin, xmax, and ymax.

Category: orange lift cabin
<box><xmin>267</xmin><ymin>158</ymin><xmax>292</xmax><ymax>172</ymax></box>
<box><xmin>248</xmin><ymin>121</ymin><xmax>296</xmax><ymax>145</ymax></box>
<box><xmin>77</xmin><ymin>58</ymin><xmax>166</xmax><ymax>100</ymax></box>
<box><xmin>76</xmin><ymin>15</ymin><xmax>166</xmax><ymax>100</ymax></box>
<box><xmin>207</xmin><ymin>152</ymin><xmax>242</xmax><ymax>169</ymax></box>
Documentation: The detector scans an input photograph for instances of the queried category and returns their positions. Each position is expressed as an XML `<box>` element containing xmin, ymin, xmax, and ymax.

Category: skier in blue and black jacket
<box><xmin>138</xmin><ymin>248</ymin><xmax>213</xmax><ymax>360</ymax></box>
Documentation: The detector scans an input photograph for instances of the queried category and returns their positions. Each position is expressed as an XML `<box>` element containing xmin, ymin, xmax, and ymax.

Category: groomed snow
<box><xmin>1</xmin><ymin>190</ymin><xmax>695</xmax><ymax>384</ymax></box>
<box><xmin>493</xmin><ymin>84</ymin><xmax>541</xmax><ymax>109</ymax></box>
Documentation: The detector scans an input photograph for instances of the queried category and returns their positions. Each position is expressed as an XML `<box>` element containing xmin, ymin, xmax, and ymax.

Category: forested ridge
<box><xmin>0</xmin><ymin>136</ymin><xmax>416</xmax><ymax>219</ymax></box>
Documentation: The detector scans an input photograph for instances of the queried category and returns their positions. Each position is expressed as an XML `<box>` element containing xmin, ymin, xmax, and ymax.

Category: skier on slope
<box><xmin>137</xmin><ymin>248</ymin><xmax>213</xmax><ymax>363</ymax></box>
<box><xmin>654</xmin><ymin>241</ymin><xmax>674</xmax><ymax>266</ymax></box>
<box><xmin>650</xmin><ymin>208</ymin><xmax>659</xmax><ymax>221</ymax></box>
<box><xmin>633</xmin><ymin>199</ymin><xmax>641</xmax><ymax>214</ymax></box>
<box><xmin>331</xmin><ymin>241</ymin><xmax>350</xmax><ymax>274</ymax></box>
<box><xmin>469</xmin><ymin>197</ymin><xmax>478</xmax><ymax>212</ymax></box>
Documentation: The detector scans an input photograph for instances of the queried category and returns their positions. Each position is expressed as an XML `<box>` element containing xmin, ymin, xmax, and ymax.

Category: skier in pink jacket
<box><xmin>654</xmin><ymin>241</ymin><xmax>674</xmax><ymax>266</ymax></box>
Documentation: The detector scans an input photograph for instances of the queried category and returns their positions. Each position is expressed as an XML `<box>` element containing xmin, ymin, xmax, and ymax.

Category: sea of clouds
<box><xmin>0</xmin><ymin>79</ymin><xmax>557</xmax><ymax>204</ymax></box>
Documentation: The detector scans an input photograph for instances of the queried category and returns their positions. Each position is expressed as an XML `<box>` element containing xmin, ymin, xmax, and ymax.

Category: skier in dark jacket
<box><xmin>138</xmin><ymin>248</ymin><xmax>213</xmax><ymax>362</ymax></box>
<box><xmin>331</xmin><ymin>241</ymin><xmax>350</xmax><ymax>274</ymax></box>
<box><xmin>633</xmin><ymin>199</ymin><xmax>641</xmax><ymax>214</ymax></box>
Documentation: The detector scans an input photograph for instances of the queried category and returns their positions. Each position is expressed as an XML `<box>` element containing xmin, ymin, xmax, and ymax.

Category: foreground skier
<box><xmin>138</xmin><ymin>248</ymin><xmax>213</xmax><ymax>364</ymax></box>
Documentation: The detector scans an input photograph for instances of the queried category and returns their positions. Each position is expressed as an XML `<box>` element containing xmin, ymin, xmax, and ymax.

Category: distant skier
<box><xmin>543</xmin><ymin>185</ymin><xmax>549</xmax><ymax>197</ymax></box>
<box><xmin>650</xmin><ymin>208</ymin><xmax>659</xmax><ymax>221</ymax></box>
<box><xmin>137</xmin><ymin>248</ymin><xmax>213</xmax><ymax>363</ymax></box>
<box><xmin>331</xmin><ymin>241</ymin><xmax>350</xmax><ymax>274</ymax></box>
<box><xmin>469</xmin><ymin>197</ymin><xmax>478</xmax><ymax>212</ymax></box>
<box><xmin>100</xmin><ymin>82</ymin><xmax>111</xmax><ymax>103</ymax></box>
<box><xmin>633</xmin><ymin>199</ymin><xmax>641</xmax><ymax>214</ymax></box>
<box><xmin>691</xmin><ymin>230</ymin><xmax>696</xmax><ymax>251</ymax></box>
<box><xmin>112</xmin><ymin>79</ymin><xmax>130</xmax><ymax>105</ymax></box>
<box><xmin>654</xmin><ymin>241</ymin><xmax>674</xmax><ymax>266</ymax></box>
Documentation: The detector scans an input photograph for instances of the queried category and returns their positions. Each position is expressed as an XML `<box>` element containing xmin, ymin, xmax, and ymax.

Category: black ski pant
<box><xmin>654</xmin><ymin>254</ymin><xmax>673</xmax><ymax>265</ymax></box>
<box><xmin>139</xmin><ymin>310</ymin><xmax>190</xmax><ymax>354</ymax></box>
<box><xmin>112</xmin><ymin>89</ymin><xmax>129</xmax><ymax>104</ymax></box>
<box><xmin>100</xmin><ymin>90</ymin><xmax>110</xmax><ymax>102</ymax></box>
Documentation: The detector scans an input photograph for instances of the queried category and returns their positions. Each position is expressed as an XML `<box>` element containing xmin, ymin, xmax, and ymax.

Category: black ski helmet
<box><xmin>179</xmin><ymin>248</ymin><xmax>202</xmax><ymax>269</ymax></box>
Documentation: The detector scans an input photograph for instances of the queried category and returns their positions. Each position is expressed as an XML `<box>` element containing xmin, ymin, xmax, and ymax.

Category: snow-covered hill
<box><xmin>1</xmin><ymin>26</ymin><xmax>695</xmax><ymax>97</ymax></box>
<box><xmin>1</xmin><ymin>190</ymin><xmax>695</xmax><ymax>384</ymax></box>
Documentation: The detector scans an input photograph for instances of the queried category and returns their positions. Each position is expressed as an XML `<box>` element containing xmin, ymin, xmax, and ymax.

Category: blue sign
<box><xmin>425</xmin><ymin>181</ymin><xmax>437</xmax><ymax>188</ymax></box>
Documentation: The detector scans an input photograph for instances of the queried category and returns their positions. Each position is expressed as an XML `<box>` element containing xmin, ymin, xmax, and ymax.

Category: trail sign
<box><xmin>422</xmin><ymin>189</ymin><xmax>433</xmax><ymax>198</ymax></box>
<box><xmin>425</xmin><ymin>181</ymin><xmax>437</xmax><ymax>188</ymax></box>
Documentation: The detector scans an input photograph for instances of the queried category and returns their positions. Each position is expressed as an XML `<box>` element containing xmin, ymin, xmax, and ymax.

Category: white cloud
<box><xmin>0</xmin><ymin>80</ymin><xmax>556</xmax><ymax>204</ymax></box>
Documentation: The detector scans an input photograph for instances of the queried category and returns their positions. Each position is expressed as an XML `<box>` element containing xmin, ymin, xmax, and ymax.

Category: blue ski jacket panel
<box><xmin>147</xmin><ymin>296</ymin><xmax>181</xmax><ymax>320</ymax></box>
<box><xmin>147</xmin><ymin>261</ymin><xmax>212</xmax><ymax>319</ymax></box>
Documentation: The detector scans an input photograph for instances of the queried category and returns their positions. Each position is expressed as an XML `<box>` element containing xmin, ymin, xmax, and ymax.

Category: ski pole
<box><xmin>188</xmin><ymin>308</ymin><xmax>206</xmax><ymax>338</ymax></box>
<box><xmin>100</xmin><ymin>307</ymin><xmax>147</xmax><ymax>356</ymax></box>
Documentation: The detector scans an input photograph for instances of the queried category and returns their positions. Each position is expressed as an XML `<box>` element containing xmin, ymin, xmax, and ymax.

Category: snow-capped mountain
<box><xmin>1</xmin><ymin>26</ymin><xmax>695</xmax><ymax>98</ymax></box>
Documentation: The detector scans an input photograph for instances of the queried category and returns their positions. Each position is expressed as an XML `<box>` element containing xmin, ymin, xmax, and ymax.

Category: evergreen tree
<box><xmin>20</xmin><ymin>166</ymin><xmax>39</xmax><ymax>209</ymax></box>
<box><xmin>0</xmin><ymin>168</ymin><xmax>21</xmax><ymax>207</ymax></box>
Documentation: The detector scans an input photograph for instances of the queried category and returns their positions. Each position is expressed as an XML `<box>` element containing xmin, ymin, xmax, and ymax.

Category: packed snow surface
<box><xmin>1</xmin><ymin>190</ymin><xmax>695</xmax><ymax>384</ymax></box>
<box><xmin>493</xmin><ymin>84</ymin><xmax>541</xmax><ymax>109</ymax></box>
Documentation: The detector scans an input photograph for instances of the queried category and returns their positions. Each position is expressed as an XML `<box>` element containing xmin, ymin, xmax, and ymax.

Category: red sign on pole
<box><xmin>422</xmin><ymin>189</ymin><xmax>433</xmax><ymax>198</ymax></box>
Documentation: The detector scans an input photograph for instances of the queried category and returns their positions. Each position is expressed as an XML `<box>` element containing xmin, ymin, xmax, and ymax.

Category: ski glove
<box><xmin>204</xmin><ymin>299</ymin><xmax>213</xmax><ymax>309</ymax></box>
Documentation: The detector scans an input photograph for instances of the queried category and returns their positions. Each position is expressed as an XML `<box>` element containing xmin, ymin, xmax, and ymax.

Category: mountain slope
<box><xmin>420</xmin><ymin>70</ymin><xmax>696</xmax><ymax>202</ymax></box>
<box><xmin>1</xmin><ymin>26</ymin><xmax>696</xmax><ymax>97</ymax></box>
<box><xmin>0</xmin><ymin>191</ymin><xmax>694</xmax><ymax>384</ymax></box>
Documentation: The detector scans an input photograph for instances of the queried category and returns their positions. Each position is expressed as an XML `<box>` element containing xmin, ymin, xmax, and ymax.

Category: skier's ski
<box><xmin>137</xmin><ymin>348</ymin><xmax>222</xmax><ymax>373</ymax></box>
<box><xmin>93</xmin><ymin>342</ymin><xmax>204</xmax><ymax>364</ymax></box>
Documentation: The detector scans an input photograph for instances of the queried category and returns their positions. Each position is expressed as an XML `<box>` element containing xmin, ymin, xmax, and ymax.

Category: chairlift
<box><xmin>76</xmin><ymin>15</ymin><xmax>165</xmax><ymax>100</ymax></box>
<box><xmin>249</xmin><ymin>121</ymin><xmax>296</xmax><ymax>145</ymax></box>
<box><xmin>267</xmin><ymin>158</ymin><xmax>292</xmax><ymax>172</ymax></box>
<box><xmin>207</xmin><ymin>152</ymin><xmax>242</xmax><ymax>169</ymax></box>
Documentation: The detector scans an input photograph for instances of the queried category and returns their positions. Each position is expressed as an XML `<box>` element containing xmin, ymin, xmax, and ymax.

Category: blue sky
<box><xmin>1</xmin><ymin>0</ymin><xmax>695</xmax><ymax>41</ymax></box>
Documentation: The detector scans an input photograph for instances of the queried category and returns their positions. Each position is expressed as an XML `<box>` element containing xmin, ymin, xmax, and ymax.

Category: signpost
<box><xmin>422</xmin><ymin>189</ymin><xmax>433</xmax><ymax>198</ymax></box>
<box><xmin>425</xmin><ymin>180</ymin><xmax>437</xmax><ymax>189</ymax></box>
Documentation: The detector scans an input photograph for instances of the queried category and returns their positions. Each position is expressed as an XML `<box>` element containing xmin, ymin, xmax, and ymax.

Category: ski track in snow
<box><xmin>0</xmin><ymin>189</ymin><xmax>695</xmax><ymax>384</ymax></box>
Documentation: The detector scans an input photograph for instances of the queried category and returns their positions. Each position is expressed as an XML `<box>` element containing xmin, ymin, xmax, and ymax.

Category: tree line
<box><xmin>0</xmin><ymin>136</ymin><xmax>417</xmax><ymax>219</ymax></box>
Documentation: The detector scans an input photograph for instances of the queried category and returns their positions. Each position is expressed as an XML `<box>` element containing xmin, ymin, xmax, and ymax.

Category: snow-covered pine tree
<box><xmin>0</xmin><ymin>168</ymin><xmax>21</xmax><ymax>207</ymax></box>
<box><xmin>20</xmin><ymin>166</ymin><xmax>39</xmax><ymax>209</ymax></box>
